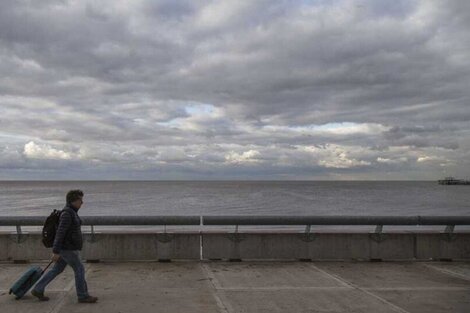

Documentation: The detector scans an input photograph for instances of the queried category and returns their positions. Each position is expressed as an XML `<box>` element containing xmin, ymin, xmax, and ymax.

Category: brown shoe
<box><xmin>31</xmin><ymin>289</ymin><xmax>49</xmax><ymax>301</ymax></box>
<box><xmin>78</xmin><ymin>296</ymin><xmax>98</xmax><ymax>303</ymax></box>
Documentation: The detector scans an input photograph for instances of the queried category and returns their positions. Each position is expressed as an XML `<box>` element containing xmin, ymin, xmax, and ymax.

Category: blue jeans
<box><xmin>33</xmin><ymin>250</ymin><xmax>89</xmax><ymax>299</ymax></box>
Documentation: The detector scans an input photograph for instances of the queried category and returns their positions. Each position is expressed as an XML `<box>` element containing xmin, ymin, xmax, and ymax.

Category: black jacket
<box><xmin>52</xmin><ymin>205</ymin><xmax>83</xmax><ymax>254</ymax></box>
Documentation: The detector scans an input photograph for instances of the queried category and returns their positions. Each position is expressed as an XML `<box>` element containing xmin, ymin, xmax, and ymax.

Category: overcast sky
<box><xmin>1</xmin><ymin>0</ymin><xmax>469</xmax><ymax>180</ymax></box>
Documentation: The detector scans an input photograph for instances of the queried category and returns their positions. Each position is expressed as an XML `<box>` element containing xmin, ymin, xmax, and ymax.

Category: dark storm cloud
<box><xmin>0</xmin><ymin>0</ymin><xmax>469</xmax><ymax>179</ymax></box>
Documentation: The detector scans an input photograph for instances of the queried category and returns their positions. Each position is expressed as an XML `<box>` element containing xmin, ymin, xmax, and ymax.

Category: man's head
<box><xmin>66</xmin><ymin>189</ymin><xmax>84</xmax><ymax>210</ymax></box>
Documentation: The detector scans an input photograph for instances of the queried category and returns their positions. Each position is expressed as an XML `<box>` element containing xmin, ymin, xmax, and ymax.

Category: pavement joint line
<box><xmin>363</xmin><ymin>287</ymin><xmax>470</xmax><ymax>291</ymax></box>
<box><xmin>0</xmin><ymin>289</ymin><xmax>70</xmax><ymax>292</ymax></box>
<box><xmin>200</xmin><ymin>263</ymin><xmax>234</xmax><ymax>313</ymax></box>
<box><xmin>200</xmin><ymin>263</ymin><xmax>223</xmax><ymax>290</ymax></box>
<box><xmin>217</xmin><ymin>286</ymin><xmax>353</xmax><ymax>291</ymax></box>
<box><xmin>308</xmin><ymin>264</ymin><xmax>411</xmax><ymax>313</ymax></box>
<box><xmin>47</xmin><ymin>263</ymin><xmax>92</xmax><ymax>313</ymax></box>
<box><xmin>422</xmin><ymin>263</ymin><xmax>470</xmax><ymax>282</ymax></box>
<box><xmin>306</xmin><ymin>263</ymin><xmax>352</xmax><ymax>288</ymax></box>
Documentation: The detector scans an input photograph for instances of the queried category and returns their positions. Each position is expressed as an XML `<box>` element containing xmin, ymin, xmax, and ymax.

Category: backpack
<box><xmin>41</xmin><ymin>209</ymin><xmax>62</xmax><ymax>248</ymax></box>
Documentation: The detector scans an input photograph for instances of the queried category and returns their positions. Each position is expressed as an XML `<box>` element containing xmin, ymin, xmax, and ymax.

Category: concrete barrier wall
<box><xmin>202</xmin><ymin>232</ymin><xmax>470</xmax><ymax>261</ymax></box>
<box><xmin>1</xmin><ymin>232</ymin><xmax>469</xmax><ymax>261</ymax></box>
<box><xmin>416</xmin><ymin>233</ymin><xmax>470</xmax><ymax>260</ymax></box>
<box><xmin>0</xmin><ymin>232</ymin><xmax>200</xmax><ymax>261</ymax></box>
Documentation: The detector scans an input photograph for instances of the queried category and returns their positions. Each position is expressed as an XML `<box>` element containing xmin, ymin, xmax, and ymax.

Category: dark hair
<box><xmin>66</xmin><ymin>190</ymin><xmax>84</xmax><ymax>204</ymax></box>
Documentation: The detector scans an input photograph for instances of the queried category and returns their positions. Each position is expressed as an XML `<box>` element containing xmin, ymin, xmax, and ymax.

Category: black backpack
<box><xmin>41</xmin><ymin>210</ymin><xmax>62</xmax><ymax>248</ymax></box>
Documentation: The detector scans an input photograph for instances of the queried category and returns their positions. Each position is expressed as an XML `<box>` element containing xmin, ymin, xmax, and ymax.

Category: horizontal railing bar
<box><xmin>418</xmin><ymin>216</ymin><xmax>470</xmax><ymax>225</ymax></box>
<box><xmin>0</xmin><ymin>216</ymin><xmax>201</xmax><ymax>226</ymax></box>
<box><xmin>1</xmin><ymin>215</ymin><xmax>470</xmax><ymax>226</ymax></box>
<box><xmin>202</xmin><ymin>215</ymin><xmax>470</xmax><ymax>225</ymax></box>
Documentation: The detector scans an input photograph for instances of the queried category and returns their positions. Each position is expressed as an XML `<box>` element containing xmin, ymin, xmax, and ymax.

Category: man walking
<box><xmin>32</xmin><ymin>190</ymin><xmax>98</xmax><ymax>303</ymax></box>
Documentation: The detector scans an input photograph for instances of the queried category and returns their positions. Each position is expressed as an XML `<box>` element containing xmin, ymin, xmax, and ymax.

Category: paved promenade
<box><xmin>1</xmin><ymin>261</ymin><xmax>469</xmax><ymax>313</ymax></box>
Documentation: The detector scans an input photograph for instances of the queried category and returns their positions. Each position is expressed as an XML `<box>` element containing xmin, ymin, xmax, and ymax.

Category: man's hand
<box><xmin>51</xmin><ymin>253</ymin><xmax>60</xmax><ymax>262</ymax></box>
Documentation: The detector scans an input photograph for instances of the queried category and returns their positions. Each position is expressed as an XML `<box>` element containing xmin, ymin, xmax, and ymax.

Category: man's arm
<box><xmin>52</xmin><ymin>211</ymin><xmax>72</xmax><ymax>255</ymax></box>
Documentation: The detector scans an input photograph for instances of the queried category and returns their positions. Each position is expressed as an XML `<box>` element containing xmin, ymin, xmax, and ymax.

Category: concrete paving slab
<box><xmin>86</xmin><ymin>262</ymin><xmax>212</xmax><ymax>289</ymax></box>
<box><xmin>315</xmin><ymin>262</ymin><xmax>470</xmax><ymax>288</ymax></box>
<box><xmin>1</xmin><ymin>261</ymin><xmax>470</xmax><ymax>313</ymax></box>
<box><xmin>67</xmin><ymin>262</ymin><xmax>222</xmax><ymax>313</ymax></box>
<box><xmin>204</xmin><ymin>261</ymin><xmax>345</xmax><ymax>288</ymax></box>
<box><xmin>0</xmin><ymin>291</ymin><xmax>67</xmax><ymax>313</ymax></box>
<box><xmin>54</xmin><ymin>287</ymin><xmax>220</xmax><ymax>313</ymax></box>
<box><xmin>1</xmin><ymin>262</ymin><xmax>220</xmax><ymax>313</ymax></box>
<box><xmin>373</xmin><ymin>290</ymin><xmax>470</xmax><ymax>313</ymax></box>
<box><xmin>222</xmin><ymin>289</ymin><xmax>401</xmax><ymax>313</ymax></box>
<box><xmin>422</xmin><ymin>262</ymin><xmax>470</xmax><ymax>281</ymax></box>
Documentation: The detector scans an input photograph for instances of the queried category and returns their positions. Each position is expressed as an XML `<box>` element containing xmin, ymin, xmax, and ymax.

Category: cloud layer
<box><xmin>1</xmin><ymin>0</ymin><xmax>469</xmax><ymax>179</ymax></box>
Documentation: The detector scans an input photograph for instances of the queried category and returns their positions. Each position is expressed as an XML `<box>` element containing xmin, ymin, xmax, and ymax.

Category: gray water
<box><xmin>1</xmin><ymin>181</ymin><xmax>469</xmax><ymax>216</ymax></box>
<box><xmin>1</xmin><ymin>180</ymin><xmax>469</xmax><ymax>232</ymax></box>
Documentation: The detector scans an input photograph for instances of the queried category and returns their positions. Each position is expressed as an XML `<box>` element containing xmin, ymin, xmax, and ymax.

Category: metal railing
<box><xmin>3</xmin><ymin>215</ymin><xmax>470</xmax><ymax>226</ymax></box>
<box><xmin>1</xmin><ymin>215</ymin><xmax>469</xmax><ymax>239</ymax></box>
<box><xmin>0</xmin><ymin>216</ymin><xmax>200</xmax><ymax>226</ymax></box>
<box><xmin>202</xmin><ymin>215</ymin><xmax>470</xmax><ymax>225</ymax></box>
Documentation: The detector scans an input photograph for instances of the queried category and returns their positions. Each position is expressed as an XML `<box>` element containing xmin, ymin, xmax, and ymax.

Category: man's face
<box><xmin>71</xmin><ymin>196</ymin><xmax>83</xmax><ymax>209</ymax></box>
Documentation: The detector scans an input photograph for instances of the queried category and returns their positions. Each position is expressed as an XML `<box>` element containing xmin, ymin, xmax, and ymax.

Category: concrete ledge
<box><xmin>1</xmin><ymin>232</ymin><xmax>470</xmax><ymax>261</ymax></box>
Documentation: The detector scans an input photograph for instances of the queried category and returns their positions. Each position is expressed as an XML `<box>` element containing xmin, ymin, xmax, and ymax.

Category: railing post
<box><xmin>15</xmin><ymin>225</ymin><xmax>23</xmax><ymax>243</ymax></box>
<box><xmin>445</xmin><ymin>225</ymin><xmax>455</xmax><ymax>233</ymax></box>
<box><xmin>371</xmin><ymin>224</ymin><xmax>384</xmax><ymax>243</ymax></box>
<box><xmin>375</xmin><ymin>225</ymin><xmax>383</xmax><ymax>233</ymax></box>
<box><xmin>227</xmin><ymin>224</ymin><xmax>244</xmax><ymax>243</ymax></box>
<box><xmin>442</xmin><ymin>224</ymin><xmax>456</xmax><ymax>242</ymax></box>
<box><xmin>300</xmin><ymin>224</ymin><xmax>315</xmax><ymax>242</ymax></box>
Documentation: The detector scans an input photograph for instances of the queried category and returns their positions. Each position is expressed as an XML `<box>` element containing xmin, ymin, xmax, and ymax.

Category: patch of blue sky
<box><xmin>290</xmin><ymin>122</ymin><xmax>359</xmax><ymax>131</ymax></box>
<box><xmin>184</xmin><ymin>103</ymin><xmax>215</xmax><ymax>116</ymax></box>
<box><xmin>314</xmin><ymin>122</ymin><xmax>358</xmax><ymax>131</ymax></box>
<box><xmin>156</xmin><ymin>119</ymin><xmax>181</xmax><ymax>128</ymax></box>
<box><xmin>296</xmin><ymin>0</ymin><xmax>342</xmax><ymax>7</ymax></box>
<box><xmin>0</xmin><ymin>132</ymin><xmax>32</xmax><ymax>142</ymax></box>
<box><xmin>156</xmin><ymin>103</ymin><xmax>216</xmax><ymax>128</ymax></box>
<box><xmin>281</xmin><ymin>122</ymin><xmax>388</xmax><ymax>135</ymax></box>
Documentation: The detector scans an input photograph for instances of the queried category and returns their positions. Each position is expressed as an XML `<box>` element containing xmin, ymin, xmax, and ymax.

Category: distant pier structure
<box><xmin>438</xmin><ymin>176</ymin><xmax>470</xmax><ymax>185</ymax></box>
